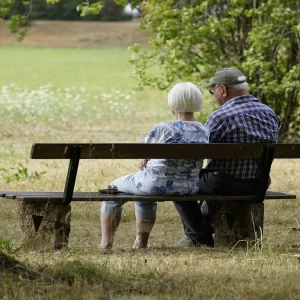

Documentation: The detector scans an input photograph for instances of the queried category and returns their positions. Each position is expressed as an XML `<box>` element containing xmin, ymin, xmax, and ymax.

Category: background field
<box><xmin>0</xmin><ymin>20</ymin><xmax>150</xmax><ymax>48</ymax></box>
<box><xmin>0</xmin><ymin>21</ymin><xmax>299</xmax><ymax>300</ymax></box>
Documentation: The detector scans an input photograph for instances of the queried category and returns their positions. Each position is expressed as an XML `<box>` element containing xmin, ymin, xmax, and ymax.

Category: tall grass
<box><xmin>0</xmin><ymin>46</ymin><xmax>299</xmax><ymax>299</ymax></box>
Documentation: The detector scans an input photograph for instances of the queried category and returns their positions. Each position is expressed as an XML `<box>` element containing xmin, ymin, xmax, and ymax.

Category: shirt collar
<box><xmin>221</xmin><ymin>94</ymin><xmax>258</xmax><ymax>108</ymax></box>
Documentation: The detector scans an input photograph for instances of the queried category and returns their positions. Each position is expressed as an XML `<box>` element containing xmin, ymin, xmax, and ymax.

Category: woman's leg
<box><xmin>133</xmin><ymin>201</ymin><xmax>157</xmax><ymax>248</ymax></box>
<box><xmin>99</xmin><ymin>174</ymin><xmax>133</xmax><ymax>249</ymax></box>
<box><xmin>100</xmin><ymin>201</ymin><xmax>123</xmax><ymax>249</ymax></box>
<box><xmin>121</xmin><ymin>176</ymin><xmax>157</xmax><ymax>248</ymax></box>
<box><xmin>100</xmin><ymin>174</ymin><xmax>157</xmax><ymax>249</ymax></box>
<box><xmin>111</xmin><ymin>174</ymin><xmax>157</xmax><ymax>248</ymax></box>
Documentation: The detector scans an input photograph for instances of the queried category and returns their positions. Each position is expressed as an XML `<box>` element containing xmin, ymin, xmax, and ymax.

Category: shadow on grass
<box><xmin>0</xmin><ymin>253</ymin><xmax>195</xmax><ymax>299</ymax></box>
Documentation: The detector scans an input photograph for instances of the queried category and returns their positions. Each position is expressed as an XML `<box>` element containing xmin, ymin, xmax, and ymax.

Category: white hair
<box><xmin>168</xmin><ymin>82</ymin><xmax>202</xmax><ymax>113</ymax></box>
<box><xmin>227</xmin><ymin>76</ymin><xmax>249</xmax><ymax>91</ymax></box>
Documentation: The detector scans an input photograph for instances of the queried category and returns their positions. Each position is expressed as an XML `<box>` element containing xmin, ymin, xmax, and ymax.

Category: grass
<box><xmin>0</xmin><ymin>46</ymin><xmax>299</xmax><ymax>299</ymax></box>
<box><xmin>0</xmin><ymin>47</ymin><xmax>135</xmax><ymax>91</ymax></box>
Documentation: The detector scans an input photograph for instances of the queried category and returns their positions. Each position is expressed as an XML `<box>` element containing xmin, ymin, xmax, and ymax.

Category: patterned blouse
<box><xmin>133</xmin><ymin>121</ymin><xmax>209</xmax><ymax>195</ymax></box>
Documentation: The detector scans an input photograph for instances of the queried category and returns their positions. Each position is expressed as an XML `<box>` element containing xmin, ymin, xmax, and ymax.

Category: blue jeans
<box><xmin>101</xmin><ymin>173</ymin><xmax>157</xmax><ymax>220</ymax></box>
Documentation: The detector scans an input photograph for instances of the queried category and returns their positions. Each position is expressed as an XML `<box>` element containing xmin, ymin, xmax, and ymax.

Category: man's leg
<box><xmin>198</xmin><ymin>171</ymin><xmax>261</xmax><ymax>225</ymax></box>
<box><xmin>172</xmin><ymin>170</ymin><xmax>260</xmax><ymax>247</ymax></box>
<box><xmin>172</xmin><ymin>171</ymin><xmax>221</xmax><ymax>246</ymax></box>
<box><xmin>173</xmin><ymin>199</ymin><xmax>214</xmax><ymax>247</ymax></box>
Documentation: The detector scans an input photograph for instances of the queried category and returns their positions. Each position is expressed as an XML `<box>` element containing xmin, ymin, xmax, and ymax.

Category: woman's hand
<box><xmin>139</xmin><ymin>159</ymin><xmax>149</xmax><ymax>170</ymax></box>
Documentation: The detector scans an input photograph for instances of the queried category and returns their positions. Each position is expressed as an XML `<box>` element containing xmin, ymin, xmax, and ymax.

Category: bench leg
<box><xmin>18</xmin><ymin>201</ymin><xmax>71</xmax><ymax>250</ymax></box>
<box><xmin>211</xmin><ymin>201</ymin><xmax>264</xmax><ymax>248</ymax></box>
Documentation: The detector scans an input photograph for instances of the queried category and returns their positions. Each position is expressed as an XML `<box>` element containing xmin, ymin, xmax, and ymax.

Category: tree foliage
<box><xmin>1</xmin><ymin>0</ymin><xmax>299</xmax><ymax>139</ymax></box>
<box><xmin>123</xmin><ymin>0</ymin><xmax>299</xmax><ymax>140</ymax></box>
<box><xmin>0</xmin><ymin>0</ymin><xmax>129</xmax><ymax>41</ymax></box>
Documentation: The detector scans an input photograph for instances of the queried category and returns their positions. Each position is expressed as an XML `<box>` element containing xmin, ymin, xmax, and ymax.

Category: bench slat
<box><xmin>1</xmin><ymin>191</ymin><xmax>295</xmax><ymax>205</ymax></box>
<box><xmin>30</xmin><ymin>143</ymin><xmax>300</xmax><ymax>159</ymax></box>
<box><xmin>30</xmin><ymin>143</ymin><xmax>263</xmax><ymax>159</ymax></box>
<box><xmin>2</xmin><ymin>192</ymin><xmax>90</xmax><ymax>199</ymax></box>
<box><xmin>274</xmin><ymin>144</ymin><xmax>300</xmax><ymax>158</ymax></box>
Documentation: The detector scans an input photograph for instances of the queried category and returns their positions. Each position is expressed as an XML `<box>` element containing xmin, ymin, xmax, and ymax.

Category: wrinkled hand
<box><xmin>139</xmin><ymin>159</ymin><xmax>149</xmax><ymax>170</ymax></box>
<box><xmin>107</xmin><ymin>184</ymin><xmax>118</xmax><ymax>191</ymax></box>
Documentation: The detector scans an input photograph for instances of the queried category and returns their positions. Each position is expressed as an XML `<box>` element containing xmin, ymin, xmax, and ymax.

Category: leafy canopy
<box><xmin>119</xmin><ymin>0</ymin><xmax>299</xmax><ymax>140</ymax></box>
<box><xmin>0</xmin><ymin>0</ymin><xmax>104</xmax><ymax>40</ymax></box>
<box><xmin>1</xmin><ymin>0</ymin><xmax>299</xmax><ymax>140</ymax></box>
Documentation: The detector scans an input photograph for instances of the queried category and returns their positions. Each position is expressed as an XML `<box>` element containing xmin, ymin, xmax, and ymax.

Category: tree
<box><xmin>1</xmin><ymin>0</ymin><xmax>299</xmax><ymax>140</ymax></box>
<box><xmin>0</xmin><ymin>0</ymin><xmax>105</xmax><ymax>40</ymax></box>
<box><xmin>119</xmin><ymin>0</ymin><xmax>300</xmax><ymax>141</ymax></box>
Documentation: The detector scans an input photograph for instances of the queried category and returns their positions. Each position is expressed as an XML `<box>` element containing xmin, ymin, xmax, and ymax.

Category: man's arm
<box><xmin>205</xmin><ymin>114</ymin><xmax>229</xmax><ymax>143</ymax></box>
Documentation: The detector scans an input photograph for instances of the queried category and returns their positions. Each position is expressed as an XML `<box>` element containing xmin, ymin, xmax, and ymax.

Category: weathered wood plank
<box><xmin>30</xmin><ymin>143</ymin><xmax>300</xmax><ymax>160</ymax></box>
<box><xmin>2</xmin><ymin>190</ymin><xmax>294</xmax><ymax>205</ymax></box>
<box><xmin>274</xmin><ymin>144</ymin><xmax>300</xmax><ymax>158</ymax></box>
<box><xmin>3</xmin><ymin>192</ymin><xmax>89</xmax><ymax>199</ymax></box>
<box><xmin>14</xmin><ymin>194</ymin><xmax>259</xmax><ymax>203</ymax></box>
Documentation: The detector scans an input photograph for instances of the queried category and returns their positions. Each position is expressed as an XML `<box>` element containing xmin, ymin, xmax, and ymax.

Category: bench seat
<box><xmin>0</xmin><ymin>190</ymin><xmax>296</xmax><ymax>204</ymax></box>
<box><xmin>1</xmin><ymin>189</ymin><xmax>296</xmax><ymax>250</ymax></box>
<box><xmin>1</xmin><ymin>142</ymin><xmax>298</xmax><ymax>250</ymax></box>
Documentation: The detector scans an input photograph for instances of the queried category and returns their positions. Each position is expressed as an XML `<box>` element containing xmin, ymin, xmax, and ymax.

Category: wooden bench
<box><xmin>1</xmin><ymin>143</ymin><xmax>299</xmax><ymax>250</ymax></box>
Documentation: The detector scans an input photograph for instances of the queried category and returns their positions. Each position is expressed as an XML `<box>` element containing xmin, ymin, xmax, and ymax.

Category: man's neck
<box><xmin>224</xmin><ymin>90</ymin><xmax>249</xmax><ymax>103</ymax></box>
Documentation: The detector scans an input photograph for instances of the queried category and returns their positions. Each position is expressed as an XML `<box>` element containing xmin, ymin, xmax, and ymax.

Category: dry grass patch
<box><xmin>0</xmin><ymin>40</ymin><xmax>299</xmax><ymax>299</ymax></box>
<box><xmin>1</xmin><ymin>250</ymin><xmax>300</xmax><ymax>299</ymax></box>
<box><xmin>0</xmin><ymin>20</ymin><xmax>150</xmax><ymax>48</ymax></box>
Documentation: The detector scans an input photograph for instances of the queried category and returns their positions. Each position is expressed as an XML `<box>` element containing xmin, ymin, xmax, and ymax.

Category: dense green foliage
<box><xmin>122</xmin><ymin>0</ymin><xmax>299</xmax><ymax>140</ymax></box>
<box><xmin>1</xmin><ymin>0</ymin><xmax>299</xmax><ymax>139</ymax></box>
<box><xmin>0</xmin><ymin>0</ymin><xmax>130</xmax><ymax>30</ymax></box>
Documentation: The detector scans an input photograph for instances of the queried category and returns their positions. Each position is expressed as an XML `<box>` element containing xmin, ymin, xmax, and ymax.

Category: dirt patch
<box><xmin>0</xmin><ymin>20</ymin><xmax>150</xmax><ymax>48</ymax></box>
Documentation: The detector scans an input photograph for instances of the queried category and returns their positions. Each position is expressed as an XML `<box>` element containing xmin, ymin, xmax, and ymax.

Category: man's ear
<box><xmin>222</xmin><ymin>85</ymin><xmax>227</xmax><ymax>98</ymax></box>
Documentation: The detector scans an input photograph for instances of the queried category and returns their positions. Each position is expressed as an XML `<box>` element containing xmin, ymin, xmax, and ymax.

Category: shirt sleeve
<box><xmin>200</xmin><ymin>124</ymin><xmax>210</xmax><ymax>143</ymax></box>
<box><xmin>205</xmin><ymin>113</ymin><xmax>229</xmax><ymax>143</ymax></box>
<box><xmin>142</xmin><ymin>123</ymin><xmax>167</xmax><ymax>144</ymax></box>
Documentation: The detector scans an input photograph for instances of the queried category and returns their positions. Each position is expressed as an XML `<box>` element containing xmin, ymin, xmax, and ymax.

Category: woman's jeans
<box><xmin>101</xmin><ymin>173</ymin><xmax>157</xmax><ymax>220</ymax></box>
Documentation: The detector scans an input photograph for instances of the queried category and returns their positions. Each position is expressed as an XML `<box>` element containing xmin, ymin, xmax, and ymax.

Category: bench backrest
<box><xmin>30</xmin><ymin>143</ymin><xmax>300</xmax><ymax>205</ymax></box>
<box><xmin>31</xmin><ymin>143</ymin><xmax>300</xmax><ymax>159</ymax></box>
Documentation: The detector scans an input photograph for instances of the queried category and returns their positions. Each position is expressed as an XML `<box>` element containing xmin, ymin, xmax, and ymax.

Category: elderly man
<box><xmin>172</xmin><ymin>67</ymin><xmax>280</xmax><ymax>248</ymax></box>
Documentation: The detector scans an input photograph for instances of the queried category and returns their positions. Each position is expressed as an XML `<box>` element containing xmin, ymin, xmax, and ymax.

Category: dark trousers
<box><xmin>173</xmin><ymin>170</ymin><xmax>263</xmax><ymax>242</ymax></box>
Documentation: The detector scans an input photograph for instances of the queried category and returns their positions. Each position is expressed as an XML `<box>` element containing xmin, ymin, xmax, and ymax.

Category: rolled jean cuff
<box><xmin>101</xmin><ymin>200</ymin><xmax>157</xmax><ymax>219</ymax></box>
<box><xmin>135</xmin><ymin>201</ymin><xmax>157</xmax><ymax>220</ymax></box>
<box><xmin>101</xmin><ymin>201</ymin><xmax>123</xmax><ymax>217</ymax></box>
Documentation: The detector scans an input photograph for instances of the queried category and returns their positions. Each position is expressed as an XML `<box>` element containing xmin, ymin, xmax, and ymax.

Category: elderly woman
<box><xmin>100</xmin><ymin>82</ymin><xmax>209</xmax><ymax>250</ymax></box>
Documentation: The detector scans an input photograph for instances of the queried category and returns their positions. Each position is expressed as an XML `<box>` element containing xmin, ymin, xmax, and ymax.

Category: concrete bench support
<box><xmin>18</xmin><ymin>201</ymin><xmax>71</xmax><ymax>250</ymax></box>
<box><xmin>211</xmin><ymin>201</ymin><xmax>264</xmax><ymax>248</ymax></box>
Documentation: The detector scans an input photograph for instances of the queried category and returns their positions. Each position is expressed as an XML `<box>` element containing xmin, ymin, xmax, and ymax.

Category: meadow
<box><xmin>0</xmin><ymin>45</ymin><xmax>299</xmax><ymax>300</ymax></box>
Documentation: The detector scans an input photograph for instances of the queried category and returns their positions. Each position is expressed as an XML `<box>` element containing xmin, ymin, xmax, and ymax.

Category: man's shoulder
<box><xmin>206</xmin><ymin>103</ymin><xmax>232</xmax><ymax>123</ymax></box>
<box><xmin>241</xmin><ymin>96</ymin><xmax>280</xmax><ymax>121</ymax></box>
<box><xmin>206</xmin><ymin>94</ymin><xmax>279</xmax><ymax>125</ymax></box>
<box><xmin>212</xmin><ymin>95</ymin><xmax>276</xmax><ymax>115</ymax></box>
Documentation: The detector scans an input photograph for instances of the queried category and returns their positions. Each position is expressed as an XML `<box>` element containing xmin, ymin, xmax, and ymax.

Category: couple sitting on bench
<box><xmin>99</xmin><ymin>67</ymin><xmax>280</xmax><ymax>250</ymax></box>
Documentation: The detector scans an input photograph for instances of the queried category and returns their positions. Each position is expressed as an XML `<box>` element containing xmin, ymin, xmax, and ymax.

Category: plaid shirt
<box><xmin>205</xmin><ymin>95</ymin><xmax>280</xmax><ymax>179</ymax></box>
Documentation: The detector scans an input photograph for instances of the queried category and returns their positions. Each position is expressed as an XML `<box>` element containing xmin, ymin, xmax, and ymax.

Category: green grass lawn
<box><xmin>0</xmin><ymin>46</ymin><xmax>299</xmax><ymax>300</ymax></box>
<box><xmin>0</xmin><ymin>47</ymin><xmax>136</xmax><ymax>91</ymax></box>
